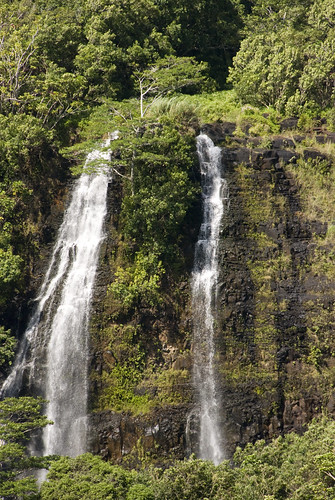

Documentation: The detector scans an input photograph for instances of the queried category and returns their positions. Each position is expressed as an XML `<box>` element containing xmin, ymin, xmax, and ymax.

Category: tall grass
<box><xmin>285</xmin><ymin>156</ymin><xmax>335</xmax><ymax>222</ymax></box>
<box><xmin>149</xmin><ymin>90</ymin><xmax>242</xmax><ymax>123</ymax></box>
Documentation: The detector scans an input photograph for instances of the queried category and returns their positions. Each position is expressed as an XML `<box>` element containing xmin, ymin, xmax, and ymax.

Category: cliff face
<box><xmin>89</xmin><ymin>123</ymin><xmax>335</xmax><ymax>463</ymax></box>
<box><xmin>202</xmin><ymin>123</ymin><xmax>335</xmax><ymax>456</ymax></box>
<box><xmin>6</xmin><ymin>121</ymin><xmax>335</xmax><ymax>465</ymax></box>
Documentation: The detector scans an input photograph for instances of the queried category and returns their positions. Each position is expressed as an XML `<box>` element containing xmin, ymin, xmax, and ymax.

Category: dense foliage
<box><xmin>0</xmin><ymin>397</ymin><xmax>52</xmax><ymax>498</ymax></box>
<box><xmin>229</xmin><ymin>0</ymin><xmax>335</xmax><ymax>123</ymax></box>
<box><xmin>0</xmin><ymin>0</ymin><xmax>245</xmax><ymax>121</ymax></box>
<box><xmin>2</xmin><ymin>0</ymin><xmax>335</xmax><ymax>376</ymax></box>
<box><xmin>84</xmin><ymin>101</ymin><xmax>198</xmax><ymax>414</ymax></box>
<box><xmin>40</xmin><ymin>418</ymin><xmax>335</xmax><ymax>499</ymax></box>
<box><xmin>0</xmin><ymin>0</ymin><xmax>244</xmax><ymax>372</ymax></box>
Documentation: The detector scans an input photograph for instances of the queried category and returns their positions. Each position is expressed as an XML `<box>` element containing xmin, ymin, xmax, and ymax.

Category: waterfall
<box><xmin>1</xmin><ymin>142</ymin><xmax>111</xmax><ymax>457</ymax></box>
<box><xmin>190</xmin><ymin>133</ymin><xmax>228</xmax><ymax>464</ymax></box>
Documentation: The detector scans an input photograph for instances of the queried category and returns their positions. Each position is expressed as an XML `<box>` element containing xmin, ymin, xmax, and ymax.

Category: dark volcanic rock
<box><xmin>201</xmin><ymin>122</ymin><xmax>236</xmax><ymax>142</ymax></box>
<box><xmin>193</xmin><ymin>122</ymin><xmax>335</xmax><ymax>454</ymax></box>
<box><xmin>89</xmin><ymin>405</ymin><xmax>190</xmax><ymax>466</ymax></box>
<box><xmin>279</xmin><ymin>117</ymin><xmax>299</xmax><ymax>131</ymax></box>
<box><xmin>303</xmin><ymin>149</ymin><xmax>328</xmax><ymax>162</ymax></box>
<box><xmin>315</xmin><ymin>132</ymin><xmax>335</xmax><ymax>144</ymax></box>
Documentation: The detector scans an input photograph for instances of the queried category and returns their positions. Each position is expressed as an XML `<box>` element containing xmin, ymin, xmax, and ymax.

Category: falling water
<box><xmin>1</xmin><ymin>141</ymin><xmax>111</xmax><ymax>457</ymax></box>
<box><xmin>190</xmin><ymin>133</ymin><xmax>228</xmax><ymax>464</ymax></box>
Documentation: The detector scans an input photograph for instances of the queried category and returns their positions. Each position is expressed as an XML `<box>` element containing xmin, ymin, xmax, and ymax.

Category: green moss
<box><xmin>92</xmin><ymin>274</ymin><xmax>192</xmax><ymax>415</ymax></box>
<box><xmin>284</xmin><ymin>156</ymin><xmax>335</xmax><ymax>222</ymax></box>
<box><xmin>94</xmin><ymin>346</ymin><xmax>190</xmax><ymax>415</ymax></box>
<box><xmin>244</xmin><ymin>248</ymin><xmax>291</xmax><ymax>374</ymax></box>
<box><xmin>108</xmin><ymin>252</ymin><xmax>165</xmax><ymax>313</ymax></box>
<box><xmin>144</xmin><ymin>367</ymin><xmax>190</xmax><ymax>406</ymax></box>
<box><xmin>220</xmin><ymin>354</ymin><xmax>277</xmax><ymax>388</ymax></box>
<box><xmin>236</xmin><ymin>163</ymin><xmax>286</xmax><ymax>226</ymax></box>
<box><xmin>222</xmin><ymin>158</ymin><xmax>301</xmax><ymax>407</ymax></box>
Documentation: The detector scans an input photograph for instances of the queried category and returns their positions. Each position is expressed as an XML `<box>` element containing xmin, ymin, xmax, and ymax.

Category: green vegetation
<box><xmin>286</xmin><ymin>156</ymin><xmax>335</xmax><ymax>222</ymax></box>
<box><xmin>0</xmin><ymin>325</ymin><xmax>16</xmax><ymax>369</ymax></box>
<box><xmin>219</xmin><ymin>159</ymin><xmax>289</xmax><ymax>392</ymax></box>
<box><xmin>0</xmin><ymin>0</ymin><xmax>243</xmax><ymax>377</ymax></box>
<box><xmin>0</xmin><ymin>397</ymin><xmax>53</xmax><ymax>498</ymax></box>
<box><xmin>39</xmin><ymin>417</ymin><xmax>335</xmax><ymax>499</ymax></box>
<box><xmin>93</xmin><ymin>323</ymin><xmax>152</xmax><ymax>414</ymax></box>
<box><xmin>282</xmin><ymin>155</ymin><xmax>335</xmax><ymax>401</ymax></box>
<box><xmin>229</xmin><ymin>0</ymin><xmax>335</xmax><ymax>123</ymax></box>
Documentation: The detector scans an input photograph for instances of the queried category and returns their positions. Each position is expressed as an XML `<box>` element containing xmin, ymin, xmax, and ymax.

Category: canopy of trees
<box><xmin>40</xmin><ymin>418</ymin><xmax>335</xmax><ymax>499</ymax></box>
<box><xmin>0</xmin><ymin>0</ymin><xmax>245</xmax><ymax>372</ymax></box>
<box><xmin>229</xmin><ymin>0</ymin><xmax>335</xmax><ymax>118</ymax></box>
<box><xmin>0</xmin><ymin>397</ymin><xmax>52</xmax><ymax>498</ymax></box>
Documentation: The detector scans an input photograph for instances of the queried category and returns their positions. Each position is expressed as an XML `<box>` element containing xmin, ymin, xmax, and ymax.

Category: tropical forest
<box><xmin>1</xmin><ymin>0</ymin><xmax>335</xmax><ymax>498</ymax></box>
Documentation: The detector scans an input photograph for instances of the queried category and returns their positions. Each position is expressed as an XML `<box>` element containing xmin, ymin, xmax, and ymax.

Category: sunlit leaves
<box><xmin>229</xmin><ymin>0</ymin><xmax>335</xmax><ymax>114</ymax></box>
<box><xmin>0</xmin><ymin>1</ymin><xmax>40</xmax><ymax>114</ymax></box>
<box><xmin>109</xmin><ymin>251</ymin><xmax>165</xmax><ymax>311</ymax></box>
<box><xmin>33</xmin><ymin>63</ymin><xmax>88</xmax><ymax>128</ymax></box>
<box><xmin>0</xmin><ymin>325</ymin><xmax>16</xmax><ymax>368</ymax></box>
<box><xmin>134</xmin><ymin>55</ymin><xmax>212</xmax><ymax>117</ymax></box>
<box><xmin>0</xmin><ymin>247</ymin><xmax>22</xmax><ymax>285</ymax></box>
<box><xmin>41</xmin><ymin>454</ymin><xmax>142</xmax><ymax>500</ymax></box>
<box><xmin>228</xmin><ymin>32</ymin><xmax>303</xmax><ymax>110</ymax></box>
<box><xmin>0</xmin><ymin>397</ymin><xmax>53</xmax><ymax>499</ymax></box>
<box><xmin>38</xmin><ymin>418</ymin><xmax>335</xmax><ymax>498</ymax></box>
<box><xmin>75</xmin><ymin>31</ymin><xmax>119</xmax><ymax>100</ymax></box>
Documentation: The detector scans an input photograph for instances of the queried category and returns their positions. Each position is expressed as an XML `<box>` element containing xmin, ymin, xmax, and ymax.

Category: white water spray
<box><xmin>190</xmin><ymin>134</ymin><xmax>228</xmax><ymax>464</ymax></box>
<box><xmin>1</xmin><ymin>142</ymin><xmax>111</xmax><ymax>457</ymax></box>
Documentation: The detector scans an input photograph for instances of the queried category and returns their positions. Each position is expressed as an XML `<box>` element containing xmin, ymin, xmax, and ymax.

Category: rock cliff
<box><xmin>89</xmin><ymin>122</ymin><xmax>335</xmax><ymax>464</ymax></box>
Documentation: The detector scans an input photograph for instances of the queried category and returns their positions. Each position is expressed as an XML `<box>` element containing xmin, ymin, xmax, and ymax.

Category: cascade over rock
<box><xmin>203</xmin><ymin>123</ymin><xmax>335</xmax><ymax>455</ymax></box>
<box><xmin>187</xmin><ymin>134</ymin><xmax>227</xmax><ymax>464</ymax></box>
<box><xmin>2</xmin><ymin>144</ymin><xmax>110</xmax><ymax>457</ymax></box>
<box><xmin>89</xmin><ymin>124</ymin><xmax>335</xmax><ymax>463</ymax></box>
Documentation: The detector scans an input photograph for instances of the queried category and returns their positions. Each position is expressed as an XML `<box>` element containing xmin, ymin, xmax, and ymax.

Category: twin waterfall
<box><xmin>191</xmin><ymin>134</ymin><xmax>228</xmax><ymax>464</ymax></box>
<box><xmin>1</xmin><ymin>134</ymin><xmax>227</xmax><ymax>464</ymax></box>
<box><xmin>1</xmin><ymin>145</ymin><xmax>110</xmax><ymax>457</ymax></box>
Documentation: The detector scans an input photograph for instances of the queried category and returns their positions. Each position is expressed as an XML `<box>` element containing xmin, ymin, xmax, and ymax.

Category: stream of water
<box><xmin>190</xmin><ymin>133</ymin><xmax>228</xmax><ymax>464</ymax></box>
<box><xmin>1</xmin><ymin>142</ymin><xmax>110</xmax><ymax>457</ymax></box>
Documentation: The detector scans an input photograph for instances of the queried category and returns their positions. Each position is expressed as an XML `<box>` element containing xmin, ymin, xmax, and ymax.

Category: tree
<box><xmin>231</xmin><ymin>417</ymin><xmax>335</xmax><ymax>499</ymax></box>
<box><xmin>0</xmin><ymin>397</ymin><xmax>53</xmax><ymax>499</ymax></box>
<box><xmin>0</xmin><ymin>1</ymin><xmax>41</xmax><ymax>114</ymax></box>
<box><xmin>106</xmin><ymin>102</ymin><xmax>198</xmax><ymax>255</ymax></box>
<box><xmin>33</xmin><ymin>62</ymin><xmax>87</xmax><ymax>129</ymax></box>
<box><xmin>0</xmin><ymin>325</ymin><xmax>16</xmax><ymax>370</ymax></box>
<box><xmin>133</xmin><ymin>55</ymin><xmax>212</xmax><ymax>117</ymax></box>
<box><xmin>228</xmin><ymin>0</ymin><xmax>335</xmax><ymax>116</ymax></box>
<box><xmin>40</xmin><ymin>453</ymin><xmax>149</xmax><ymax>500</ymax></box>
<box><xmin>105</xmin><ymin>55</ymin><xmax>209</xmax><ymax>194</ymax></box>
<box><xmin>228</xmin><ymin>32</ymin><xmax>303</xmax><ymax>110</ymax></box>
